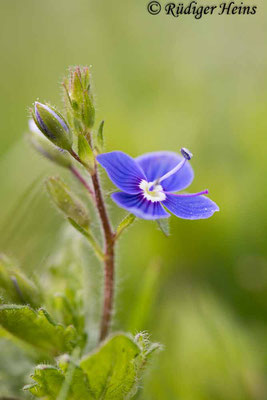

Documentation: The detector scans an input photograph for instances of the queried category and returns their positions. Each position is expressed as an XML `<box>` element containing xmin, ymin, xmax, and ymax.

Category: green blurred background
<box><xmin>0</xmin><ymin>0</ymin><xmax>267</xmax><ymax>398</ymax></box>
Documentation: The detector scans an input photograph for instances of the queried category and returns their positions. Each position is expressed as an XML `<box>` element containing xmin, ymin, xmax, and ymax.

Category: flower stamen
<box><xmin>153</xmin><ymin>147</ymin><xmax>193</xmax><ymax>186</ymax></box>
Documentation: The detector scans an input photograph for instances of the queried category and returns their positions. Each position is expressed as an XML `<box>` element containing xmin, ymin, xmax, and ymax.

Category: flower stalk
<box><xmin>90</xmin><ymin>167</ymin><xmax>116</xmax><ymax>341</ymax></box>
<box><xmin>70</xmin><ymin>146</ymin><xmax>116</xmax><ymax>341</ymax></box>
<box><xmin>69</xmin><ymin>148</ymin><xmax>116</xmax><ymax>341</ymax></box>
<box><xmin>67</xmin><ymin>143</ymin><xmax>116</xmax><ymax>341</ymax></box>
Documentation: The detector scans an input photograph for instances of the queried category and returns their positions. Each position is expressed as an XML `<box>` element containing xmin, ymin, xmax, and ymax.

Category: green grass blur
<box><xmin>0</xmin><ymin>0</ymin><xmax>267</xmax><ymax>398</ymax></box>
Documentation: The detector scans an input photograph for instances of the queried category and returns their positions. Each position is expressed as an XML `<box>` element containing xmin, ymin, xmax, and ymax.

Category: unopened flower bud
<box><xmin>46</xmin><ymin>177</ymin><xmax>90</xmax><ymax>229</ymax></box>
<box><xmin>64</xmin><ymin>66</ymin><xmax>95</xmax><ymax>129</ymax></box>
<box><xmin>28</xmin><ymin>119</ymin><xmax>72</xmax><ymax>169</ymax></box>
<box><xmin>32</xmin><ymin>102</ymin><xmax>73</xmax><ymax>151</ymax></box>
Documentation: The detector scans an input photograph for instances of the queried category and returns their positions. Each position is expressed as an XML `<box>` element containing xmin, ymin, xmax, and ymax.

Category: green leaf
<box><xmin>46</xmin><ymin>177</ymin><xmax>90</xmax><ymax>229</ymax></box>
<box><xmin>116</xmin><ymin>214</ymin><xmax>136</xmax><ymax>239</ymax></box>
<box><xmin>0</xmin><ymin>305</ymin><xmax>77</xmax><ymax>357</ymax></box>
<box><xmin>156</xmin><ymin>218</ymin><xmax>170</xmax><ymax>237</ymax></box>
<box><xmin>78</xmin><ymin>135</ymin><xmax>94</xmax><ymax>171</ymax></box>
<box><xmin>24</xmin><ymin>365</ymin><xmax>64</xmax><ymax>398</ymax></box>
<box><xmin>24</xmin><ymin>333</ymin><xmax>161</xmax><ymax>400</ymax></box>
<box><xmin>96</xmin><ymin>120</ymin><xmax>104</xmax><ymax>152</ymax></box>
<box><xmin>0</xmin><ymin>254</ymin><xmax>42</xmax><ymax>308</ymax></box>
<box><xmin>80</xmin><ymin>334</ymin><xmax>141</xmax><ymax>400</ymax></box>
<box><xmin>24</xmin><ymin>361</ymin><xmax>92</xmax><ymax>400</ymax></box>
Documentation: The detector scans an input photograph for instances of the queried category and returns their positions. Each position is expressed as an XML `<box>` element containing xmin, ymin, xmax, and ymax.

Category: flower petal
<box><xmin>97</xmin><ymin>151</ymin><xmax>146</xmax><ymax>194</ymax></box>
<box><xmin>111</xmin><ymin>192</ymin><xmax>170</xmax><ymax>220</ymax></box>
<box><xmin>163</xmin><ymin>193</ymin><xmax>219</xmax><ymax>220</ymax></box>
<box><xmin>136</xmin><ymin>151</ymin><xmax>194</xmax><ymax>192</ymax></box>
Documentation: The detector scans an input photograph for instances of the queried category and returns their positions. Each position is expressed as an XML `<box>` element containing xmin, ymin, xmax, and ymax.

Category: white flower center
<box><xmin>139</xmin><ymin>180</ymin><xmax>166</xmax><ymax>202</ymax></box>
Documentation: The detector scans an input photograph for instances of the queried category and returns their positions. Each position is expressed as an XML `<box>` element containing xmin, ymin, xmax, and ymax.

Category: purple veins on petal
<box><xmin>96</xmin><ymin>151</ymin><xmax>146</xmax><ymax>194</ymax></box>
<box><xmin>135</xmin><ymin>151</ymin><xmax>194</xmax><ymax>193</ymax></box>
<box><xmin>111</xmin><ymin>192</ymin><xmax>170</xmax><ymax>220</ymax></box>
<box><xmin>162</xmin><ymin>193</ymin><xmax>219</xmax><ymax>220</ymax></box>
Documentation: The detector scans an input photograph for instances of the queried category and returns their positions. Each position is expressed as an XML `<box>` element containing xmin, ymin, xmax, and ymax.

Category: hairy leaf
<box><xmin>80</xmin><ymin>334</ymin><xmax>141</xmax><ymax>400</ymax></box>
<box><xmin>23</xmin><ymin>333</ymin><xmax>160</xmax><ymax>399</ymax></box>
<box><xmin>0</xmin><ymin>305</ymin><xmax>77</xmax><ymax>357</ymax></box>
<box><xmin>24</xmin><ymin>363</ymin><xmax>91</xmax><ymax>400</ymax></box>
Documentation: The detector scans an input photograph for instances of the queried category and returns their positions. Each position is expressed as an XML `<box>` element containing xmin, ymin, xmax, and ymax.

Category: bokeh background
<box><xmin>0</xmin><ymin>0</ymin><xmax>267</xmax><ymax>398</ymax></box>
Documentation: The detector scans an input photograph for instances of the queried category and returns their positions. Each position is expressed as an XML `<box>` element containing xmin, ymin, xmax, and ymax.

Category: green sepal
<box><xmin>72</xmin><ymin>69</ymin><xmax>84</xmax><ymax>110</ymax></box>
<box><xmin>116</xmin><ymin>213</ymin><xmax>136</xmax><ymax>239</ymax></box>
<box><xmin>96</xmin><ymin>120</ymin><xmax>105</xmax><ymax>152</ymax></box>
<box><xmin>78</xmin><ymin>135</ymin><xmax>94</xmax><ymax>171</ymax></box>
<box><xmin>0</xmin><ymin>305</ymin><xmax>78</xmax><ymax>357</ymax></box>
<box><xmin>156</xmin><ymin>218</ymin><xmax>170</xmax><ymax>237</ymax></box>
<box><xmin>65</xmin><ymin>67</ymin><xmax>95</xmax><ymax>130</ymax></box>
<box><xmin>81</xmin><ymin>90</ymin><xmax>95</xmax><ymax>129</ymax></box>
<box><xmin>46</xmin><ymin>177</ymin><xmax>90</xmax><ymax>229</ymax></box>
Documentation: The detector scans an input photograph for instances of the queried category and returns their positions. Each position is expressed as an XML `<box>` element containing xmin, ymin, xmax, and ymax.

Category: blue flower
<box><xmin>97</xmin><ymin>148</ymin><xmax>219</xmax><ymax>220</ymax></box>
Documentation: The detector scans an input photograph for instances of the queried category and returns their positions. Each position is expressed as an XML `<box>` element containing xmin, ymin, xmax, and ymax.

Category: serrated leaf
<box><xmin>24</xmin><ymin>333</ymin><xmax>161</xmax><ymax>400</ymax></box>
<box><xmin>116</xmin><ymin>214</ymin><xmax>136</xmax><ymax>239</ymax></box>
<box><xmin>57</xmin><ymin>363</ymin><xmax>93</xmax><ymax>400</ymax></box>
<box><xmin>80</xmin><ymin>334</ymin><xmax>141</xmax><ymax>400</ymax></box>
<box><xmin>78</xmin><ymin>135</ymin><xmax>94</xmax><ymax>171</ymax></box>
<box><xmin>24</xmin><ymin>365</ymin><xmax>64</xmax><ymax>398</ymax></box>
<box><xmin>24</xmin><ymin>362</ymin><xmax>92</xmax><ymax>400</ymax></box>
<box><xmin>0</xmin><ymin>305</ymin><xmax>77</xmax><ymax>357</ymax></box>
<box><xmin>156</xmin><ymin>218</ymin><xmax>170</xmax><ymax>237</ymax></box>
